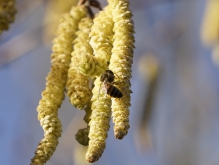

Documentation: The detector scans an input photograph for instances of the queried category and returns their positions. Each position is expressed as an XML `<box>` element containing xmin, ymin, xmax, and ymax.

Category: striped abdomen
<box><xmin>106</xmin><ymin>83</ymin><xmax>123</xmax><ymax>98</ymax></box>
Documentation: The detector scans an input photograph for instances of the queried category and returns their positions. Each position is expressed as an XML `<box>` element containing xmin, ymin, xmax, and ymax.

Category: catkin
<box><xmin>201</xmin><ymin>0</ymin><xmax>219</xmax><ymax>47</ymax></box>
<box><xmin>108</xmin><ymin>0</ymin><xmax>135</xmax><ymax>139</ymax></box>
<box><xmin>86</xmin><ymin>77</ymin><xmax>111</xmax><ymax>163</ymax></box>
<box><xmin>0</xmin><ymin>0</ymin><xmax>17</xmax><ymax>33</ymax></box>
<box><xmin>31</xmin><ymin>6</ymin><xmax>87</xmax><ymax>165</ymax></box>
<box><xmin>67</xmin><ymin>17</ymin><xmax>93</xmax><ymax>110</ymax></box>
<box><xmin>74</xmin><ymin>6</ymin><xmax>114</xmax><ymax>78</ymax></box>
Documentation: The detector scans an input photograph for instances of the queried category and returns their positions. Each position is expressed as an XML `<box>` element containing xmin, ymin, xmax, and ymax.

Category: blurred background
<box><xmin>1</xmin><ymin>0</ymin><xmax>219</xmax><ymax>165</ymax></box>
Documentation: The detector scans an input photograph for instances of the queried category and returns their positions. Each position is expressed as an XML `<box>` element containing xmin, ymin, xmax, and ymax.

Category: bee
<box><xmin>100</xmin><ymin>70</ymin><xmax>123</xmax><ymax>98</ymax></box>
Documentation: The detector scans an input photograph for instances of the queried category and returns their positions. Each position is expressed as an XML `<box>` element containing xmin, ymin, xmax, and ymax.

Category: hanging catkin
<box><xmin>67</xmin><ymin>17</ymin><xmax>93</xmax><ymax>110</ymax></box>
<box><xmin>73</xmin><ymin>6</ymin><xmax>114</xmax><ymax>78</ymax></box>
<box><xmin>31</xmin><ymin>6</ymin><xmax>87</xmax><ymax>165</ymax></box>
<box><xmin>108</xmin><ymin>0</ymin><xmax>135</xmax><ymax>139</ymax></box>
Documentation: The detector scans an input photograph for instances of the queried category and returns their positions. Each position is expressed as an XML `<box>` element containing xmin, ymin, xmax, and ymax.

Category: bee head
<box><xmin>100</xmin><ymin>70</ymin><xmax>115</xmax><ymax>83</ymax></box>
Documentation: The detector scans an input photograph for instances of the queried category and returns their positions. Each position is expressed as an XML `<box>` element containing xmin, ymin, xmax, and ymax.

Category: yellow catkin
<box><xmin>74</xmin><ymin>6</ymin><xmax>114</xmax><ymax>78</ymax></box>
<box><xmin>30</xmin><ymin>6</ymin><xmax>87</xmax><ymax>165</ymax></box>
<box><xmin>0</xmin><ymin>0</ymin><xmax>17</xmax><ymax>33</ymax></box>
<box><xmin>108</xmin><ymin>0</ymin><xmax>135</xmax><ymax>139</ymax></box>
<box><xmin>201</xmin><ymin>0</ymin><xmax>219</xmax><ymax>47</ymax></box>
<box><xmin>67</xmin><ymin>17</ymin><xmax>93</xmax><ymax>110</ymax></box>
<box><xmin>85</xmin><ymin>77</ymin><xmax>111</xmax><ymax>163</ymax></box>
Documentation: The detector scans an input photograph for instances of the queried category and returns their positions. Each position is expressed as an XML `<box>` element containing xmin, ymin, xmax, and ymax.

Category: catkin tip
<box><xmin>114</xmin><ymin>129</ymin><xmax>128</xmax><ymax>139</ymax></box>
<box><xmin>86</xmin><ymin>155</ymin><xmax>98</xmax><ymax>163</ymax></box>
<box><xmin>85</xmin><ymin>150</ymin><xmax>101</xmax><ymax>163</ymax></box>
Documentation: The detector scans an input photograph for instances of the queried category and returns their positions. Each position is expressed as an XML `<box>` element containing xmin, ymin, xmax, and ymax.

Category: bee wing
<box><xmin>103</xmin><ymin>82</ymin><xmax>109</xmax><ymax>98</ymax></box>
<box><xmin>98</xmin><ymin>81</ymin><xmax>106</xmax><ymax>99</ymax></box>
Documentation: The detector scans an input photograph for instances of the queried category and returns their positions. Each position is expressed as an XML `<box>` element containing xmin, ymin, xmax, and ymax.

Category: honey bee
<box><xmin>100</xmin><ymin>70</ymin><xmax>123</xmax><ymax>98</ymax></box>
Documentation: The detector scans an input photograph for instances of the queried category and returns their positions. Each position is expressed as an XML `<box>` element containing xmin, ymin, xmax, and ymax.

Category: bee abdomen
<box><xmin>107</xmin><ymin>85</ymin><xmax>123</xmax><ymax>98</ymax></box>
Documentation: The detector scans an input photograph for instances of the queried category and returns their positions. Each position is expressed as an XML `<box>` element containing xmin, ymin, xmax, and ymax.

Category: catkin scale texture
<box><xmin>67</xmin><ymin>17</ymin><xmax>93</xmax><ymax>110</ymax></box>
<box><xmin>108</xmin><ymin>0</ymin><xmax>135</xmax><ymax>139</ymax></box>
<box><xmin>31</xmin><ymin>6</ymin><xmax>87</xmax><ymax>165</ymax></box>
<box><xmin>90</xmin><ymin>6</ymin><xmax>113</xmax><ymax>63</ymax></box>
<box><xmin>86</xmin><ymin>77</ymin><xmax>111</xmax><ymax>163</ymax></box>
<box><xmin>74</xmin><ymin>6</ymin><xmax>114</xmax><ymax>78</ymax></box>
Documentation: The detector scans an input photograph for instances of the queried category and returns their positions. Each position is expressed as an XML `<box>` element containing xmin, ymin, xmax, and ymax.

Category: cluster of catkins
<box><xmin>31</xmin><ymin>0</ymin><xmax>134</xmax><ymax>164</ymax></box>
<box><xmin>201</xmin><ymin>0</ymin><xmax>219</xmax><ymax>63</ymax></box>
<box><xmin>0</xmin><ymin>0</ymin><xmax>17</xmax><ymax>34</ymax></box>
